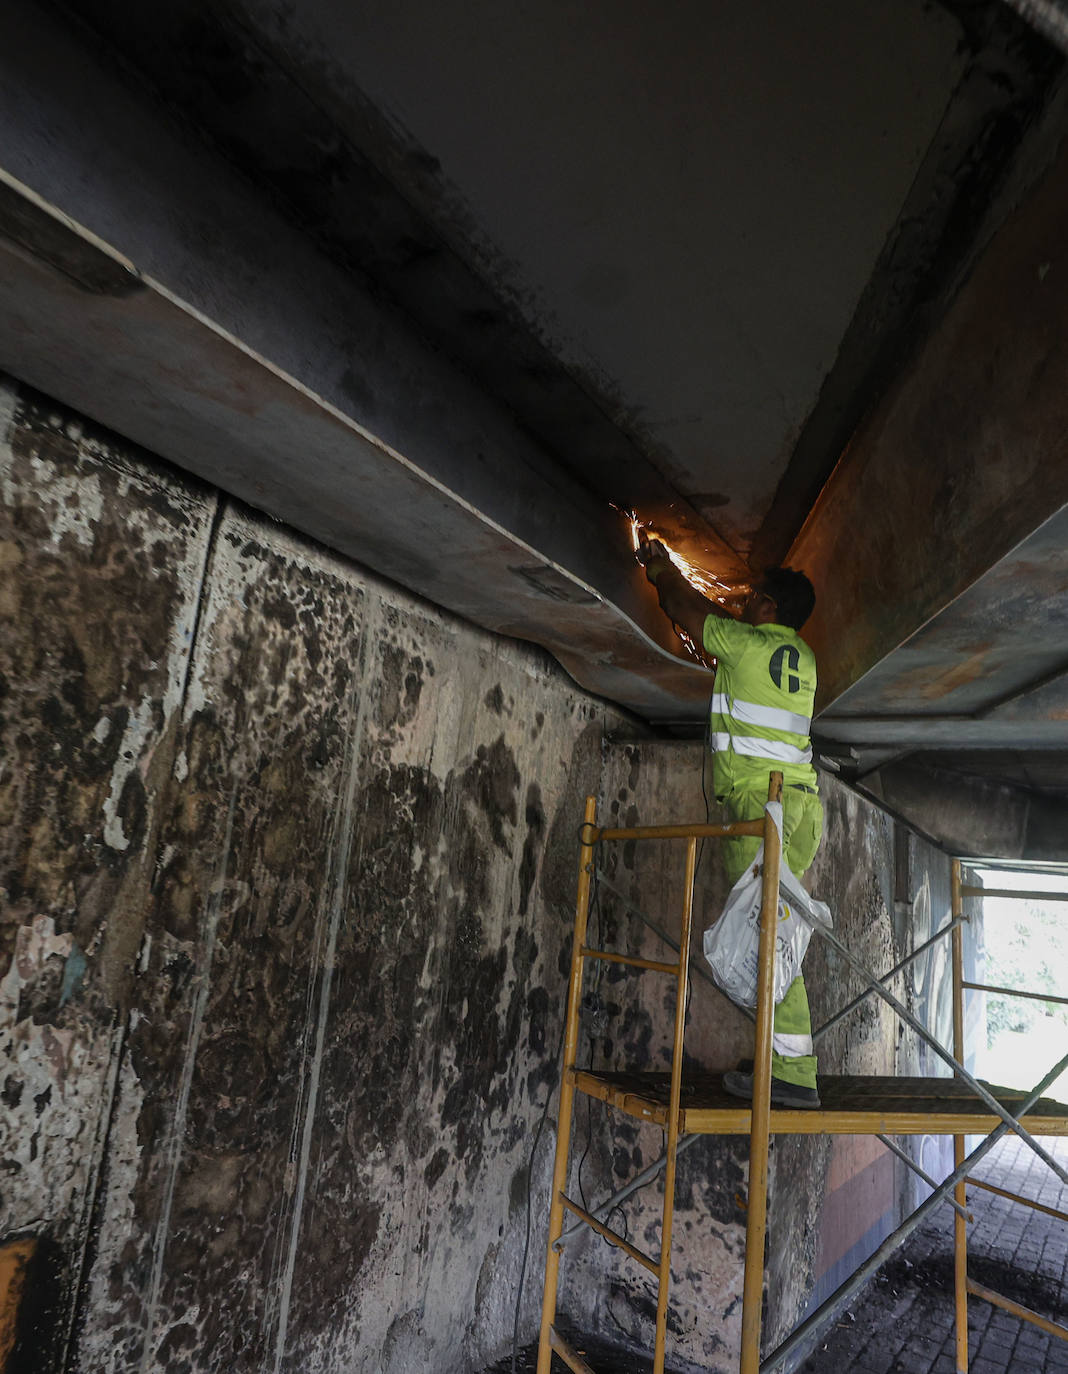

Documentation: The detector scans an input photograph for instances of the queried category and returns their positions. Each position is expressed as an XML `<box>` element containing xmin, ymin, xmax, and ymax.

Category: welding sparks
<box><xmin>662</xmin><ymin>545</ymin><xmax>738</xmax><ymax>602</ymax></box>
<box><xmin>612</xmin><ymin>504</ymin><xmax>750</xmax><ymax>667</ymax></box>
<box><xmin>621</xmin><ymin>508</ymin><xmax>745</xmax><ymax>605</ymax></box>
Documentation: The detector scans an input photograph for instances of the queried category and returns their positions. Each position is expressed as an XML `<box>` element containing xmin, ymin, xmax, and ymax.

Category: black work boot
<box><xmin>722</xmin><ymin>1069</ymin><xmax>821</xmax><ymax>1109</ymax></box>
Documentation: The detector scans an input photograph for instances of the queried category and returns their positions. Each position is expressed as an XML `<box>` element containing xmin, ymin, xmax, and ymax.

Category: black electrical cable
<box><xmin>511</xmin><ymin>998</ymin><xmax>567</xmax><ymax>1374</ymax></box>
<box><xmin>604</xmin><ymin>1202</ymin><xmax>628</xmax><ymax>1244</ymax></box>
<box><xmin>577</xmin><ymin>852</ymin><xmax>607</xmax><ymax>1219</ymax></box>
<box><xmin>606</xmin><ymin>1300</ymin><xmax>634</xmax><ymax>1342</ymax></box>
<box><xmin>576</xmin><ymin>1095</ymin><xmax>594</xmax><ymax>1212</ymax></box>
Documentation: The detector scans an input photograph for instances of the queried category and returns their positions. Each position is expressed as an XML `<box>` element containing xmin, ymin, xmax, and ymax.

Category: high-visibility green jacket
<box><xmin>701</xmin><ymin>615</ymin><xmax>818</xmax><ymax>799</ymax></box>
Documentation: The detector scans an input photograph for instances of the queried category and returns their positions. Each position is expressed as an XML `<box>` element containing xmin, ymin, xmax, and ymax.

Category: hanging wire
<box><xmin>511</xmin><ymin>989</ymin><xmax>566</xmax><ymax>1374</ymax></box>
<box><xmin>577</xmin><ymin>1095</ymin><xmax>595</xmax><ymax>1212</ymax></box>
<box><xmin>579</xmin><ymin>832</ymin><xmax>610</xmax><ymax>1229</ymax></box>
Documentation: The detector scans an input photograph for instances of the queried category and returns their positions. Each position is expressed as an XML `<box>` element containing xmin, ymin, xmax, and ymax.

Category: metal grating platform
<box><xmin>572</xmin><ymin>1070</ymin><xmax>1068</xmax><ymax>1136</ymax></box>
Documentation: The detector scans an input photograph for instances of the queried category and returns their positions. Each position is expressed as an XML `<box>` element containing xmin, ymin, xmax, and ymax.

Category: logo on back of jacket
<box><xmin>769</xmin><ymin>645</ymin><xmax>802</xmax><ymax>693</ymax></box>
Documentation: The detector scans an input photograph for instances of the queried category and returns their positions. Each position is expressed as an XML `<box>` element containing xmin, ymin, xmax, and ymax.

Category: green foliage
<box><xmin>985</xmin><ymin>898</ymin><xmax>1068</xmax><ymax>1047</ymax></box>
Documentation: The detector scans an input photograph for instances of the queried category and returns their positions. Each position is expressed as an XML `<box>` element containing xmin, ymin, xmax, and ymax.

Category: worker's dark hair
<box><xmin>761</xmin><ymin>567</ymin><xmax>815</xmax><ymax>630</ymax></box>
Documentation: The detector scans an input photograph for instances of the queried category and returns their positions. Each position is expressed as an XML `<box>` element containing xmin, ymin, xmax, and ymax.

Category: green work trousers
<box><xmin>722</xmin><ymin>781</ymin><xmax>824</xmax><ymax>1090</ymax></box>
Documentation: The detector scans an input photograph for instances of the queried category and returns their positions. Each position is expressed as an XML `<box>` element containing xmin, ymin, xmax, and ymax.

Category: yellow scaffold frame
<box><xmin>535</xmin><ymin>783</ymin><xmax>775</xmax><ymax>1374</ymax></box>
<box><xmin>952</xmin><ymin>864</ymin><xmax>1068</xmax><ymax>1367</ymax></box>
<box><xmin>535</xmin><ymin>776</ymin><xmax>1068</xmax><ymax>1374</ymax></box>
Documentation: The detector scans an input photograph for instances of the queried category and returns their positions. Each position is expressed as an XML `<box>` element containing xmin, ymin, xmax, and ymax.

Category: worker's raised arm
<box><xmin>637</xmin><ymin>538</ymin><xmax>730</xmax><ymax>648</ymax></box>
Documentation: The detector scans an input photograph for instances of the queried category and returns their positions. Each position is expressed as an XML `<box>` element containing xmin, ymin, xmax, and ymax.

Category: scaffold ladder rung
<box><xmin>963</xmin><ymin>1176</ymin><xmax>1068</xmax><ymax>1224</ymax></box>
<box><xmin>558</xmin><ymin>1194</ymin><xmax>659</xmax><ymax>1272</ymax></box>
<box><xmin>966</xmin><ymin>1279</ymin><xmax>1068</xmax><ymax>1344</ymax></box>
<box><xmin>579</xmin><ymin>946</ymin><xmax>679</xmax><ymax>974</ymax></box>
<box><xmin>549</xmin><ymin>1327</ymin><xmax>597</xmax><ymax>1373</ymax></box>
<box><xmin>961</xmin><ymin>885</ymin><xmax>1068</xmax><ymax>902</ymax></box>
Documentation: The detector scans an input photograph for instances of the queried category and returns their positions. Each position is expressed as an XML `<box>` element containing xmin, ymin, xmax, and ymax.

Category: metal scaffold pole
<box><xmin>536</xmin><ymin>795</ymin><xmax>598</xmax><ymax>1374</ymax></box>
<box><xmin>653</xmin><ymin>836</ymin><xmax>698</xmax><ymax>1374</ymax></box>
<box><xmin>801</xmin><ymin>898</ymin><xmax>1068</xmax><ymax>1188</ymax></box>
<box><xmin>740</xmin><ymin>774</ymin><xmax>783</xmax><ymax>1374</ymax></box>
<box><xmin>761</xmin><ymin>1048</ymin><xmax>1068</xmax><ymax>1373</ymax></box>
<box><xmin>951</xmin><ymin>859</ymin><xmax>969</xmax><ymax>1374</ymax></box>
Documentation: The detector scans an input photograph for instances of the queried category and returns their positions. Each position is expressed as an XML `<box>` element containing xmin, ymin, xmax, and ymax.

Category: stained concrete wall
<box><xmin>0</xmin><ymin>371</ymin><xmax>958</xmax><ymax>1373</ymax></box>
<box><xmin>0</xmin><ymin>370</ymin><xmax>643</xmax><ymax>1372</ymax></box>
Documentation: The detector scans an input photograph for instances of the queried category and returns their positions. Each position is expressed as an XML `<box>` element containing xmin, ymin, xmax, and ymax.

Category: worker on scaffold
<box><xmin>637</xmin><ymin>535</ymin><xmax>823</xmax><ymax>1108</ymax></box>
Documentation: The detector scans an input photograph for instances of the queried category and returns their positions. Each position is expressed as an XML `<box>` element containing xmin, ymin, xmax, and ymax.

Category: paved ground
<box><xmin>798</xmin><ymin>1134</ymin><xmax>1068</xmax><ymax>1374</ymax></box>
<box><xmin>490</xmin><ymin>1135</ymin><xmax>1068</xmax><ymax>1374</ymax></box>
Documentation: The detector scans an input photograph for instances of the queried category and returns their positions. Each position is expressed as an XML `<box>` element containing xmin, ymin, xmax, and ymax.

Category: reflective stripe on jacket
<box><xmin>701</xmin><ymin>616</ymin><xmax>818</xmax><ymax>797</ymax></box>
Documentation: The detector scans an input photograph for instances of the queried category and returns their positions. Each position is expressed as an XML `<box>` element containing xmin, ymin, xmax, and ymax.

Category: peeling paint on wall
<box><xmin>0</xmin><ymin>374</ymin><xmax>218</xmax><ymax>1370</ymax></box>
<box><xmin>0</xmin><ymin>378</ymin><xmax>629</xmax><ymax>1373</ymax></box>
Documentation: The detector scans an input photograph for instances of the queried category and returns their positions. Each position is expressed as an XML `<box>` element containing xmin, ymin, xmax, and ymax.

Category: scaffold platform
<box><xmin>572</xmin><ymin>1070</ymin><xmax>1068</xmax><ymax>1136</ymax></box>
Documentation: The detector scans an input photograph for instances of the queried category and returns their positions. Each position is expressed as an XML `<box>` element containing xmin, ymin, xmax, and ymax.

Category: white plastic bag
<box><xmin>702</xmin><ymin>801</ymin><xmax>832</xmax><ymax>1008</ymax></box>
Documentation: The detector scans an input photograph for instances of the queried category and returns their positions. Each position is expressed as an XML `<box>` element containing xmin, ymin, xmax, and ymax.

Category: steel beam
<box><xmin>793</xmin><ymin>106</ymin><xmax>1068</xmax><ymax>713</ymax></box>
<box><xmin>0</xmin><ymin>1</ymin><xmax>727</xmax><ymax>722</ymax></box>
